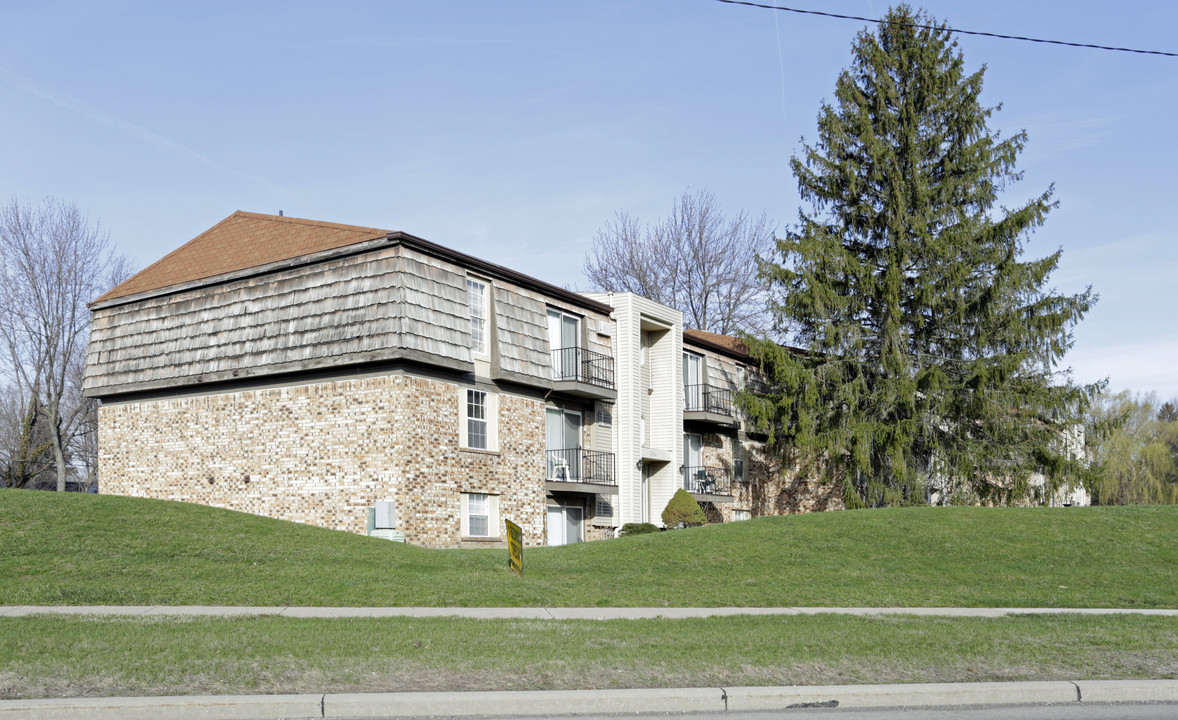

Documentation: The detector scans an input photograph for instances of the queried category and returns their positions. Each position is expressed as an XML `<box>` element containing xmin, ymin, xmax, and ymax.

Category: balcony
<box><xmin>546</xmin><ymin>448</ymin><xmax>618</xmax><ymax>495</ymax></box>
<box><xmin>683</xmin><ymin>384</ymin><xmax>737</xmax><ymax>427</ymax></box>
<box><xmin>681</xmin><ymin>465</ymin><xmax>734</xmax><ymax>500</ymax></box>
<box><xmin>551</xmin><ymin>347</ymin><xmax>616</xmax><ymax>399</ymax></box>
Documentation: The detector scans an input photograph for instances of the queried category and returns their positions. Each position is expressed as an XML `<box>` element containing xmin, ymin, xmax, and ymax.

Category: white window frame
<box><xmin>467</xmin><ymin>277</ymin><xmax>490</xmax><ymax>358</ymax></box>
<box><xmin>734</xmin><ymin>440</ymin><xmax>746</xmax><ymax>483</ymax></box>
<box><xmin>547</xmin><ymin>307</ymin><xmax>582</xmax><ymax>380</ymax></box>
<box><xmin>546</xmin><ymin>406</ymin><xmax>582</xmax><ymax>480</ymax></box>
<box><xmin>733</xmin><ymin>509</ymin><xmax>751</xmax><ymax>522</ymax></box>
<box><xmin>595</xmin><ymin>495</ymin><xmax>614</xmax><ymax>520</ymax></box>
<box><xmin>459</xmin><ymin>388</ymin><xmax>498</xmax><ymax>451</ymax></box>
<box><xmin>461</xmin><ymin>492</ymin><xmax>499</xmax><ymax>538</ymax></box>
<box><xmin>683</xmin><ymin>351</ymin><xmax>704</xmax><ymax>409</ymax></box>
<box><xmin>683</xmin><ymin>431</ymin><xmax>704</xmax><ymax>467</ymax></box>
<box><xmin>547</xmin><ymin>308</ymin><xmax>581</xmax><ymax>352</ymax></box>
<box><xmin>683</xmin><ymin>351</ymin><xmax>703</xmax><ymax>385</ymax></box>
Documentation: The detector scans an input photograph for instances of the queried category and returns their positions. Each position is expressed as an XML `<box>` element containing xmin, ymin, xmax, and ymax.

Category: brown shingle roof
<box><xmin>95</xmin><ymin>211</ymin><xmax>390</xmax><ymax>303</ymax></box>
<box><xmin>683</xmin><ymin>328</ymin><xmax>750</xmax><ymax>359</ymax></box>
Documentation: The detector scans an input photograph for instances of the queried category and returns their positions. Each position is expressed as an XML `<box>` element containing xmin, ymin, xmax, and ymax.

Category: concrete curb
<box><xmin>2</xmin><ymin>681</ymin><xmax>1176</xmax><ymax>719</ymax></box>
<box><xmin>725</xmin><ymin>681</ymin><xmax>1081</xmax><ymax>709</ymax></box>
<box><xmin>3</xmin><ymin>605</ymin><xmax>1177</xmax><ymax>618</ymax></box>
<box><xmin>326</xmin><ymin>687</ymin><xmax>725</xmax><ymax>717</ymax></box>
<box><xmin>1077</xmin><ymin>680</ymin><xmax>1178</xmax><ymax>704</ymax></box>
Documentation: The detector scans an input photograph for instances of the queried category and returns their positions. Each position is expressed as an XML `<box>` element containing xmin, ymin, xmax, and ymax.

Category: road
<box><xmin>338</xmin><ymin>705</ymin><xmax>1176</xmax><ymax>720</ymax></box>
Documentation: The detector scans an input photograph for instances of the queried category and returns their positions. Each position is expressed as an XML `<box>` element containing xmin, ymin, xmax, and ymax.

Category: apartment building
<box><xmin>83</xmin><ymin>211</ymin><xmax>841</xmax><ymax>548</ymax></box>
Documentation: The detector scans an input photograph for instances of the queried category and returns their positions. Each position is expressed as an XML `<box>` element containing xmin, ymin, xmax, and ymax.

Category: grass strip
<box><xmin>2</xmin><ymin>614</ymin><xmax>1176</xmax><ymax>699</ymax></box>
<box><xmin>2</xmin><ymin>491</ymin><xmax>1176</xmax><ymax>608</ymax></box>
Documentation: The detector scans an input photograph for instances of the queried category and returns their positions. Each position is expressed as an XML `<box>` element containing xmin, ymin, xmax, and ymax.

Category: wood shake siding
<box><xmin>492</xmin><ymin>284</ymin><xmax>552</xmax><ymax>385</ymax></box>
<box><xmin>84</xmin><ymin>246</ymin><xmax>473</xmax><ymax>397</ymax></box>
<box><xmin>396</xmin><ymin>252</ymin><xmax>474</xmax><ymax>364</ymax></box>
<box><xmin>489</xmin><ymin>285</ymin><xmax>614</xmax><ymax>388</ymax></box>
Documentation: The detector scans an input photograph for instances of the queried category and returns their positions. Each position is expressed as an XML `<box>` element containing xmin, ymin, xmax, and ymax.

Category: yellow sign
<box><xmin>505</xmin><ymin>519</ymin><xmax>523</xmax><ymax>577</ymax></box>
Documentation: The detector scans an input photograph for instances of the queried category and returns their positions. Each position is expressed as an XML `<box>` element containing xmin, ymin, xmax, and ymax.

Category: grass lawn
<box><xmin>2</xmin><ymin>490</ymin><xmax>1176</xmax><ymax>608</ymax></box>
<box><xmin>3</xmin><ymin>491</ymin><xmax>1176</xmax><ymax>700</ymax></box>
<box><xmin>2</xmin><ymin>613</ymin><xmax>1175</xmax><ymax>699</ymax></box>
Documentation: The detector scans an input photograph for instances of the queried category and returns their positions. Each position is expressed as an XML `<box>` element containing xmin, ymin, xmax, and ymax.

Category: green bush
<box><xmin>662</xmin><ymin>489</ymin><xmax>706</xmax><ymax>528</ymax></box>
<box><xmin>619</xmin><ymin>522</ymin><xmax>659</xmax><ymax>536</ymax></box>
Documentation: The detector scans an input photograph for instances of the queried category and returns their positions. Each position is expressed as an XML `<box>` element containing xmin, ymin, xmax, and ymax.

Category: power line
<box><xmin>714</xmin><ymin>0</ymin><xmax>1178</xmax><ymax>58</ymax></box>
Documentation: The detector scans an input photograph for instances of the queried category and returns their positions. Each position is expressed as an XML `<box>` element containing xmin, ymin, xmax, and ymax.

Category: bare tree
<box><xmin>584</xmin><ymin>190</ymin><xmax>775</xmax><ymax>336</ymax></box>
<box><xmin>67</xmin><ymin>345</ymin><xmax>101</xmax><ymax>491</ymax></box>
<box><xmin>0</xmin><ymin>379</ymin><xmax>55</xmax><ymax>488</ymax></box>
<box><xmin>0</xmin><ymin>198</ymin><xmax>128</xmax><ymax>491</ymax></box>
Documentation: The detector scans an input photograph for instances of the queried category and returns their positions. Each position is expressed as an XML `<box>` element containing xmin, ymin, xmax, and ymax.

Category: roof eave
<box><xmin>89</xmin><ymin>234</ymin><xmax>392</xmax><ymax>311</ymax></box>
<box><xmin>388</xmin><ymin>232</ymin><xmax>613</xmax><ymax>315</ymax></box>
<box><xmin>90</xmin><ymin>229</ymin><xmax>614</xmax><ymax>317</ymax></box>
<box><xmin>682</xmin><ymin>331</ymin><xmax>751</xmax><ymax>362</ymax></box>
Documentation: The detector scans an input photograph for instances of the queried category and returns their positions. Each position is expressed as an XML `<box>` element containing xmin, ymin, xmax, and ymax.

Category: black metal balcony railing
<box><xmin>683</xmin><ymin>384</ymin><xmax>734</xmax><ymax>416</ymax></box>
<box><xmin>552</xmin><ymin>347</ymin><xmax>615</xmax><ymax>390</ymax></box>
<box><xmin>681</xmin><ymin>465</ymin><xmax>733</xmax><ymax>495</ymax></box>
<box><xmin>547</xmin><ymin>448</ymin><xmax>617</xmax><ymax>486</ymax></box>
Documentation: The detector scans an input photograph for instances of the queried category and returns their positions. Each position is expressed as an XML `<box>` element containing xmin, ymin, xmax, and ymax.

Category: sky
<box><xmin>1</xmin><ymin>0</ymin><xmax>1175</xmax><ymax>398</ymax></box>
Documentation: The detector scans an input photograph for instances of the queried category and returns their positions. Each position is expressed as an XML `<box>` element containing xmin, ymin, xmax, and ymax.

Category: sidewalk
<box><xmin>3</xmin><ymin>604</ymin><xmax>1177</xmax><ymax>618</ymax></box>
<box><xmin>2</xmin><ymin>681</ymin><xmax>1177</xmax><ymax>720</ymax></box>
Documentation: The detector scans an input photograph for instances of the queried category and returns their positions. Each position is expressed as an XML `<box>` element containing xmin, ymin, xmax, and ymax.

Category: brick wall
<box><xmin>697</xmin><ymin>431</ymin><xmax>845</xmax><ymax>521</ymax></box>
<box><xmin>738</xmin><ymin>440</ymin><xmax>844</xmax><ymax>517</ymax></box>
<box><xmin>98</xmin><ymin>373</ymin><xmax>549</xmax><ymax>549</ymax></box>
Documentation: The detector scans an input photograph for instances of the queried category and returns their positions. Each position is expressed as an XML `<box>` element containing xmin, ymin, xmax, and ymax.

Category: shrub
<box><xmin>619</xmin><ymin>522</ymin><xmax>659</xmax><ymax>536</ymax></box>
<box><xmin>662</xmin><ymin>489</ymin><xmax>706</xmax><ymax>528</ymax></box>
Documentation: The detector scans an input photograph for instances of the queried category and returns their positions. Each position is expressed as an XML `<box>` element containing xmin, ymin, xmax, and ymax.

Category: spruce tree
<box><xmin>742</xmin><ymin>5</ymin><xmax>1097</xmax><ymax>507</ymax></box>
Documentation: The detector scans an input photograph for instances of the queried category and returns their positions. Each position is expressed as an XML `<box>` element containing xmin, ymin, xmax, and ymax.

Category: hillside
<box><xmin>1</xmin><ymin>490</ymin><xmax>1174</xmax><ymax>607</ymax></box>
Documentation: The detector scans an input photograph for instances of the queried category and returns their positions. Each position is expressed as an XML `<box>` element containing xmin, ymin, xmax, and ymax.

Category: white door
<box><xmin>683</xmin><ymin>352</ymin><xmax>702</xmax><ymax>409</ymax></box>
<box><xmin>683</xmin><ymin>432</ymin><xmax>704</xmax><ymax>492</ymax></box>
<box><xmin>547</xmin><ymin>504</ymin><xmax>583</xmax><ymax>546</ymax></box>
<box><xmin>565</xmin><ymin>506</ymin><xmax>583</xmax><ymax>544</ymax></box>
<box><xmin>548</xmin><ymin>309</ymin><xmax>580</xmax><ymax>379</ymax></box>
<box><xmin>547</xmin><ymin>505</ymin><xmax>564</xmax><ymax>545</ymax></box>
<box><xmin>546</xmin><ymin>408</ymin><xmax>582</xmax><ymax>480</ymax></box>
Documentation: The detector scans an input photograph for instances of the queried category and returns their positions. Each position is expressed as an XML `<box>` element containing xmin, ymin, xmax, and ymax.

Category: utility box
<box><xmin>367</xmin><ymin>501</ymin><xmax>399</xmax><ymax>540</ymax></box>
<box><xmin>374</xmin><ymin>501</ymin><xmax>396</xmax><ymax>529</ymax></box>
<box><xmin>370</xmin><ymin>528</ymin><xmax>406</xmax><ymax>542</ymax></box>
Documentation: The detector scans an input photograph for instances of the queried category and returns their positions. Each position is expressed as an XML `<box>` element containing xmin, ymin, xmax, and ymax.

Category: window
<box><xmin>683</xmin><ymin>432</ymin><xmax>704</xmax><ymax>468</ymax></box>
<box><xmin>733</xmin><ymin>509</ymin><xmax>751</xmax><ymax>522</ymax></box>
<box><xmin>468</xmin><ymin>493</ymin><xmax>489</xmax><ymax>536</ymax></box>
<box><xmin>596</xmin><ymin>403</ymin><xmax>613</xmax><ymax>426</ymax></box>
<box><xmin>683</xmin><ymin>431</ymin><xmax>705</xmax><ymax>493</ymax></box>
<box><xmin>683</xmin><ymin>352</ymin><xmax>703</xmax><ymax>409</ymax></box>
<box><xmin>460</xmin><ymin>388</ymin><xmax>497</xmax><ymax>451</ymax></box>
<box><xmin>468</xmin><ymin>278</ymin><xmax>488</xmax><ymax>356</ymax></box>
<box><xmin>461</xmin><ymin>492</ymin><xmax>499</xmax><ymax>538</ymax></box>
<box><xmin>734</xmin><ymin>441</ymin><xmax>746</xmax><ymax>483</ymax></box>
<box><xmin>467</xmin><ymin>390</ymin><xmax>488</xmax><ymax>449</ymax></box>
<box><xmin>546</xmin><ymin>407</ymin><xmax>582</xmax><ymax>480</ymax></box>
<box><xmin>595</xmin><ymin>496</ymin><xmax>613</xmax><ymax>518</ymax></box>
<box><xmin>547</xmin><ymin>308</ymin><xmax>581</xmax><ymax>380</ymax></box>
